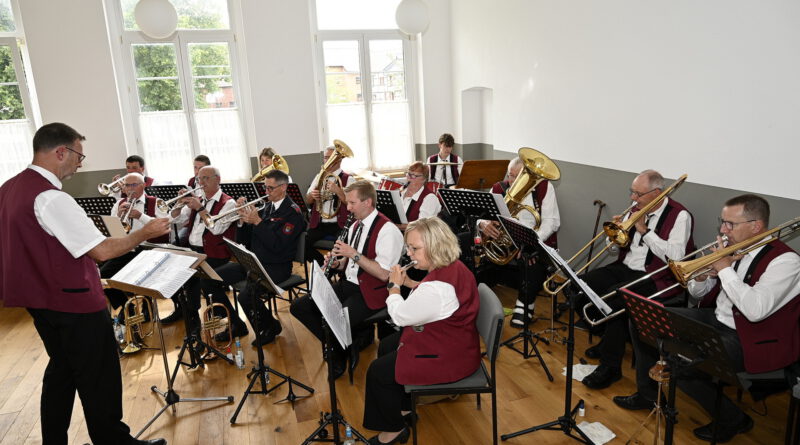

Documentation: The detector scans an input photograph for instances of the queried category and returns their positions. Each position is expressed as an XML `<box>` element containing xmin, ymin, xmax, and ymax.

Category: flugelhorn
<box><xmin>156</xmin><ymin>185</ymin><xmax>203</xmax><ymax>213</ymax></box>
<box><xmin>201</xmin><ymin>302</ymin><xmax>233</xmax><ymax>352</ymax></box>
<box><xmin>315</xmin><ymin>140</ymin><xmax>354</xmax><ymax>219</ymax></box>
<box><xmin>98</xmin><ymin>176</ymin><xmax>125</xmax><ymax>196</ymax></box>
<box><xmin>543</xmin><ymin>174</ymin><xmax>688</xmax><ymax>296</ymax></box>
<box><xmin>251</xmin><ymin>154</ymin><xmax>290</xmax><ymax>182</ymax></box>
<box><xmin>201</xmin><ymin>195</ymin><xmax>270</xmax><ymax>229</ymax></box>
<box><xmin>122</xmin><ymin>295</ymin><xmax>154</xmax><ymax>354</ymax></box>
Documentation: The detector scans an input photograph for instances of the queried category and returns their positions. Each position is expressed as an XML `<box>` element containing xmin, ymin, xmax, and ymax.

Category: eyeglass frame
<box><xmin>718</xmin><ymin>217</ymin><xmax>757</xmax><ymax>231</ymax></box>
<box><xmin>405</xmin><ymin>171</ymin><xmax>424</xmax><ymax>179</ymax></box>
<box><xmin>629</xmin><ymin>187</ymin><xmax>659</xmax><ymax>199</ymax></box>
<box><xmin>62</xmin><ymin>145</ymin><xmax>86</xmax><ymax>163</ymax></box>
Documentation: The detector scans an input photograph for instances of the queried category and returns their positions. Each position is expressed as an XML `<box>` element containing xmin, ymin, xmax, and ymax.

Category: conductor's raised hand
<box><xmin>141</xmin><ymin>218</ymin><xmax>171</xmax><ymax>238</ymax></box>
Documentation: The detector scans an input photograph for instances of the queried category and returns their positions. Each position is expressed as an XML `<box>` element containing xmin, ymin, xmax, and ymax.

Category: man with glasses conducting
<box><xmin>580</xmin><ymin>169</ymin><xmax>695</xmax><ymax>390</ymax></box>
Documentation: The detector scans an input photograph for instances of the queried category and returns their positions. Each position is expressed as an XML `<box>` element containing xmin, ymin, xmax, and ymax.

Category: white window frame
<box><xmin>0</xmin><ymin>35</ymin><xmax>35</xmax><ymax>132</ymax></box>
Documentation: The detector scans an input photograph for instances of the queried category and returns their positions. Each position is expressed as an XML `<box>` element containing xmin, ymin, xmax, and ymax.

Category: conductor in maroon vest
<box><xmin>305</xmin><ymin>145</ymin><xmax>354</xmax><ymax>265</ymax></box>
<box><xmin>616</xmin><ymin>194</ymin><xmax>800</xmax><ymax>443</ymax></box>
<box><xmin>362</xmin><ymin>217</ymin><xmax>480</xmax><ymax>444</ymax></box>
<box><xmin>100</xmin><ymin>172</ymin><xmax>170</xmax><ymax>311</ymax></box>
<box><xmin>291</xmin><ymin>180</ymin><xmax>404</xmax><ymax>379</ymax></box>
<box><xmin>581</xmin><ymin>170</ymin><xmax>695</xmax><ymax>390</ymax></box>
<box><xmin>427</xmin><ymin>133</ymin><xmax>463</xmax><ymax>188</ymax></box>
<box><xmin>166</xmin><ymin>165</ymin><xmax>237</xmax><ymax>332</ymax></box>
<box><xmin>0</xmin><ymin>123</ymin><xmax>170</xmax><ymax>445</ymax></box>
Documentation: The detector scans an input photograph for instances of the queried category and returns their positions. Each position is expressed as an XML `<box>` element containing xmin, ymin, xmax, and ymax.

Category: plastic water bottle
<box><xmin>226</xmin><ymin>346</ymin><xmax>234</xmax><ymax>363</ymax></box>
<box><xmin>235</xmin><ymin>338</ymin><xmax>245</xmax><ymax>369</ymax></box>
<box><xmin>113</xmin><ymin>318</ymin><xmax>125</xmax><ymax>344</ymax></box>
<box><xmin>343</xmin><ymin>426</ymin><xmax>355</xmax><ymax>445</ymax></box>
<box><xmin>578</xmin><ymin>400</ymin><xmax>585</xmax><ymax>417</ymax></box>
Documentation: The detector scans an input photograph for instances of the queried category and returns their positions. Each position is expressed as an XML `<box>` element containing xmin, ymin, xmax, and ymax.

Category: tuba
<box><xmin>122</xmin><ymin>295</ymin><xmax>155</xmax><ymax>354</ymax></box>
<box><xmin>481</xmin><ymin>147</ymin><xmax>560</xmax><ymax>265</ymax></box>
<box><xmin>251</xmin><ymin>154</ymin><xmax>290</xmax><ymax>182</ymax></box>
<box><xmin>315</xmin><ymin>140</ymin><xmax>354</xmax><ymax>219</ymax></box>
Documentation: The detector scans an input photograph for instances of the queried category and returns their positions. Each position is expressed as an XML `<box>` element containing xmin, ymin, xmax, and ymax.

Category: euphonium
<box><xmin>122</xmin><ymin>295</ymin><xmax>154</xmax><ymax>354</ymax></box>
<box><xmin>315</xmin><ymin>140</ymin><xmax>354</xmax><ymax>219</ymax></box>
<box><xmin>251</xmin><ymin>154</ymin><xmax>290</xmax><ymax>182</ymax></box>
<box><xmin>482</xmin><ymin>147</ymin><xmax>560</xmax><ymax>266</ymax></box>
<box><xmin>201</xmin><ymin>302</ymin><xmax>233</xmax><ymax>352</ymax></box>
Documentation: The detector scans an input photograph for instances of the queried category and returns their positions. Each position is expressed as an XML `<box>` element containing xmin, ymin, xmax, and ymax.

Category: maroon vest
<box><xmin>188</xmin><ymin>177</ymin><xmax>196</xmax><ymax>188</ymax></box>
<box><xmin>618</xmin><ymin>199</ymin><xmax>695</xmax><ymax>294</ymax></box>
<box><xmin>490</xmin><ymin>179</ymin><xmax>557</xmax><ymax>248</ymax></box>
<box><xmin>309</xmin><ymin>171</ymin><xmax>351</xmax><ymax>229</ymax></box>
<box><xmin>187</xmin><ymin>192</ymin><xmax>237</xmax><ymax>259</ymax></box>
<box><xmin>0</xmin><ymin>169</ymin><xmax>106</xmax><ymax>313</ymax></box>
<box><xmin>428</xmin><ymin>153</ymin><xmax>460</xmax><ymax>186</ymax></box>
<box><xmin>356</xmin><ymin>213</ymin><xmax>393</xmax><ymax>310</ymax></box>
<box><xmin>699</xmin><ymin>241</ymin><xmax>800</xmax><ymax>373</ymax></box>
<box><xmin>395</xmin><ymin>260</ymin><xmax>481</xmax><ymax>385</ymax></box>
<box><xmin>405</xmin><ymin>186</ymin><xmax>434</xmax><ymax>222</ymax></box>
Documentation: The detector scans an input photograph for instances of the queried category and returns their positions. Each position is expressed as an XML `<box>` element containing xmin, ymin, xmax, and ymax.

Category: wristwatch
<box><xmin>387</xmin><ymin>282</ymin><xmax>400</xmax><ymax>290</ymax></box>
<box><xmin>352</xmin><ymin>253</ymin><xmax>361</xmax><ymax>263</ymax></box>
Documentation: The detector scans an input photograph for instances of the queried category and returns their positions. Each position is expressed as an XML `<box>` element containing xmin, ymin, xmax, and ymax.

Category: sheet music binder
<box><xmin>107</xmin><ymin>248</ymin><xmax>205</xmax><ymax>300</ymax></box>
<box><xmin>75</xmin><ymin>196</ymin><xmax>116</xmax><ymax>216</ymax></box>
<box><xmin>221</xmin><ymin>182</ymin><xmax>259</xmax><ymax>203</ymax></box>
<box><xmin>375</xmin><ymin>189</ymin><xmax>407</xmax><ymax>225</ymax></box>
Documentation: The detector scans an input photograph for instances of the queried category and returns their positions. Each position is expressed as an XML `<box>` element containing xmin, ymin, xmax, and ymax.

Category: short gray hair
<box><xmin>639</xmin><ymin>169</ymin><xmax>665</xmax><ymax>190</ymax></box>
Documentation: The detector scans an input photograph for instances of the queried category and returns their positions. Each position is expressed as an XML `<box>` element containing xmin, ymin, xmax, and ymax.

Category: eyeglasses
<box><xmin>405</xmin><ymin>172</ymin><xmax>424</xmax><ymax>179</ymax></box>
<box><xmin>123</xmin><ymin>183</ymin><xmax>142</xmax><ymax>188</ymax></box>
<box><xmin>265</xmin><ymin>184</ymin><xmax>285</xmax><ymax>192</ymax></box>
<box><xmin>198</xmin><ymin>175</ymin><xmax>218</xmax><ymax>181</ymax></box>
<box><xmin>718</xmin><ymin>218</ymin><xmax>756</xmax><ymax>231</ymax></box>
<box><xmin>405</xmin><ymin>244</ymin><xmax>424</xmax><ymax>254</ymax></box>
<box><xmin>62</xmin><ymin>145</ymin><xmax>85</xmax><ymax>162</ymax></box>
<box><xmin>629</xmin><ymin>188</ymin><xmax>659</xmax><ymax>199</ymax></box>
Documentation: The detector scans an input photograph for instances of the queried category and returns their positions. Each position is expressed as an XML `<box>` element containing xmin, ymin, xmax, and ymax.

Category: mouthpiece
<box><xmin>400</xmin><ymin>260</ymin><xmax>418</xmax><ymax>272</ymax></box>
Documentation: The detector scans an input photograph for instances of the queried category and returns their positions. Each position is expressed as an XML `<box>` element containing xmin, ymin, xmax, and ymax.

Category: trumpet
<box><xmin>201</xmin><ymin>195</ymin><xmax>270</xmax><ymax>229</ymax></box>
<box><xmin>156</xmin><ymin>185</ymin><xmax>203</xmax><ymax>213</ymax></box>
<box><xmin>581</xmin><ymin>236</ymin><xmax>727</xmax><ymax>327</ymax></box>
<box><xmin>201</xmin><ymin>302</ymin><xmax>233</xmax><ymax>352</ymax></box>
<box><xmin>543</xmin><ymin>174</ymin><xmax>687</xmax><ymax>296</ymax></box>
<box><xmin>98</xmin><ymin>176</ymin><xmax>125</xmax><ymax>196</ymax></box>
<box><xmin>122</xmin><ymin>295</ymin><xmax>154</xmax><ymax>354</ymax></box>
<box><xmin>120</xmin><ymin>197</ymin><xmax>139</xmax><ymax>233</ymax></box>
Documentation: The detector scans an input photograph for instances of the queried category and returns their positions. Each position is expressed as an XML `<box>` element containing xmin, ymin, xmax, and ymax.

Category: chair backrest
<box><xmin>477</xmin><ymin>283</ymin><xmax>504</xmax><ymax>362</ymax></box>
<box><xmin>294</xmin><ymin>231</ymin><xmax>307</xmax><ymax>264</ymax></box>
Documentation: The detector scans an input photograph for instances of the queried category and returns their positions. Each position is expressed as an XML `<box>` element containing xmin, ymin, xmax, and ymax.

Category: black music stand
<box><xmin>497</xmin><ymin>216</ymin><xmax>553</xmax><ymax>381</ymax></box>
<box><xmin>88</xmin><ymin>214</ymin><xmax>112</xmax><ymax>237</ymax></box>
<box><xmin>376</xmin><ymin>189</ymin><xmax>407</xmax><ymax>225</ymax></box>
<box><xmin>287</xmin><ymin>183</ymin><xmax>309</xmax><ymax>214</ymax></box>
<box><xmin>221</xmin><ymin>182</ymin><xmax>259</xmax><ymax>202</ymax></box>
<box><xmin>502</xmin><ymin>240</ymin><xmax>597</xmax><ymax>444</ymax></box>
<box><xmin>76</xmin><ymin>196</ymin><xmax>117</xmax><ymax>215</ymax></box>
<box><xmin>145</xmin><ymin>184</ymin><xmax>185</xmax><ymax>202</ymax></box>
<box><xmin>224</xmin><ymin>239</ymin><xmax>314</xmax><ymax>423</ymax></box>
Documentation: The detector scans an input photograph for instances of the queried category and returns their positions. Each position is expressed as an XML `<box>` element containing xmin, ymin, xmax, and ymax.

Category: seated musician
<box><xmin>580</xmin><ymin>169</ymin><xmax>694</xmax><ymax>390</ymax></box>
<box><xmin>111</xmin><ymin>154</ymin><xmax>156</xmax><ymax>199</ymax></box>
<box><xmin>304</xmin><ymin>145</ymin><xmax>354</xmax><ymax>265</ymax></box>
<box><xmin>397</xmin><ymin>161</ymin><xmax>441</xmax><ymax>231</ymax></box>
<box><xmin>427</xmin><ymin>133</ymin><xmax>463</xmax><ymax>188</ymax></box>
<box><xmin>290</xmin><ymin>180</ymin><xmax>403</xmax><ymax>379</ymax></box>
<box><xmin>478</xmin><ymin>156</ymin><xmax>560</xmax><ymax>328</ymax></box>
<box><xmin>362</xmin><ymin>217</ymin><xmax>480</xmax><ymax>445</ymax></box>
<box><xmin>257</xmin><ymin>147</ymin><xmax>293</xmax><ymax>182</ymax></box>
<box><xmin>615</xmin><ymin>194</ymin><xmax>800</xmax><ymax>443</ymax></box>
<box><xmin>162</xmin><ymin>165</ymin><xmax>237</xmax><ymax>330</ymax></box>
<box><xmin>203</xmin><ymin>169</ymin><xmax>306</xmax><ymax>346</ymax></box>
<box><xmin>100</xmin><ymin>172</ymin><xmax>170</xmax><ymax>313</ymax></box>
<box><xmin>188</xmin><ymin>154</ymin><xmax>210</xmax><ymax>188</ymax></box>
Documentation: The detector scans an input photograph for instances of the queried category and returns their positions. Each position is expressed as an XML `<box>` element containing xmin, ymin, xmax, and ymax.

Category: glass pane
<box><xmin>138</xmin><ymin>111</ymin><xmax>193</xmax><ymax>184</ymax></box>
<box><xmin>316</xmin><ymin>0</ymin><xmax>400</xmax><ymax>30</ymax></box>
<box><xmin>121</xmin><ymin>0</ymin><xmax>230</xmax><ymax>31</ymax></box>
<box><xmin>137</xmin><ymin>80</ymin><xmax>182</xmax><ymax>112</ymax></box>
<box><xmin>132</xmin><ymin>44</ymin><xmax>183</xmax><ymax>112</ymax></box>
<box><xmin>328</xmin><ymin>104</ymin><xmax>369</xmax><ymax>172</ymax></box>
<box><xmin>0</xmin><ymin>121</ymin><xmax>33</xmax><ymax>186</ymax></box>
<box><xmin>194</xmin><ymin>109</ymin><xmax>248</xmax><ymax>180</ymax></box>
<box><xmin>369</xmin><ymin>40</ymin><xmax>406</xmax><ymax>103</ymax></box>
<box><xmin>189</xmin><ymin>43</ymin><xmax>234</xmax><ymax>109</ymax></box>
<box><xmin>323</xmin><ymin>41</ymin><xmax>363</xmax><ymax>104</ymax></box>
<box><xmin>0</xmin><ymin>45</ymin><xmax>18</xmax><ymax>83</ymax></box>
<box><xmin>0</xmin><ymin>85</ymin><xmax>24</xmax><ymax>120</ymax></box>
<box><xmin>133</xmin><ymin>44</ymin><xmax>178</xmax><ymax>78</ymax></box>
<box><xmin>0</xmin><ymin>0</ymin><xmax>16</xmax><ymax>32</ymax></box>
<box><xmin>371</xmin><ymin>102</ymin><xmax>412</xmax><ymax>169</ymax></box>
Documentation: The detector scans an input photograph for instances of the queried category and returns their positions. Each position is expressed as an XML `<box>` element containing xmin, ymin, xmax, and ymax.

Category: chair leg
<box><xmin>476</xmin><ymin>393</ymin><xmax>481</xmax><ymax>410</ymax></box>
<box><xmin>491</xmin><ymin>389</ymin><xmax>498</xmax><ymax>445</ymax></box>
<box><xmin>411</xmin><ymin>394</ymin><xmax>419</xmax><ymax>445</ymax></box>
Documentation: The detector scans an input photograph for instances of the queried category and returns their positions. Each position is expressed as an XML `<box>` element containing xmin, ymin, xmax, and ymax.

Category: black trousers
<box><xmin>289</xmin><ymin>280</ymin><xmax>380</xmax><ymax>354</ymax></box>
<box><xmin>363</xmin><ymin>331</ymin><xmax>410</xmax><ymax>432</ymax></box>
<box><xmin>305</xmin><ymin>222</ymin><xmax>342</xmax><ymax>265</ymax></box>
<box><xmin>581</xmin><ymin>262</ymin><xmax>655</xmax><ymax>368</ymax></box>
<box><xmin>630</xmin><ymin>308</ymin><xmax>747</xmax><ymax>426</ymax></box>
<box><xmin>28</xmin><ymin>308</ymin><xmax>135</xmax><ymax>445</ymax></box>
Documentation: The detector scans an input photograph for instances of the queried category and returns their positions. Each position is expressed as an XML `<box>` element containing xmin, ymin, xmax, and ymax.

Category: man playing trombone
<box><xmin>581</xmin><ymin>170</ymin><xmax>695</xmax><ymax>390</ymax></box>
<box><xmin>616</xmin><ymin>194</ymin><xmax>800</xmax><ymax>442</ymax></box>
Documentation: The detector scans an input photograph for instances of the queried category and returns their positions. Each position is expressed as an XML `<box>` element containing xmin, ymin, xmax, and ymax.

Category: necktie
<box><xmin>350</xmin><ymin>220</ymin><xmax>363</xmax><ymax>251</ymax></box>
<box><xmin>639</xmin><ymin>214</ymin><xmax>653</xmax><ymax>246</ymax></box>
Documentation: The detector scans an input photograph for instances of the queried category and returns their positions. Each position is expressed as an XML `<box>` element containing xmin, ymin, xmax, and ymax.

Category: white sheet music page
<box><xmin>537</xmin><ymin>240</ymin><xmax>613</xmax><ymax>315</ymax></box>
<box><xmin>111</xmin><ymin>250</ymin><xmax>197</xmax><ymax>299</ymax></box>
<box><xmin>388</xmin><ymin>190</ymin><xmax>408</xmax><ymax>224</ymax></box>
<box><xmin>310</xmin><ymin>262</ymin><xmax>352</xmax><ymax>350</ymax></box>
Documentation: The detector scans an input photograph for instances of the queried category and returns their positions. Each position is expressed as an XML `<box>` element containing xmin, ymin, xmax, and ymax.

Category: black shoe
<box><xmin>581</xmin><ymin>364</ymin><xmax>622</xmax><ymax>389</ymax></box>
<box><xmin>584</xmin><ymin>343</ymin><xmax>602</xmax><ymax>359</ymax></box>
<box><xmin>693</xmin><ymin>414</ymin><xmax>753</xmax><ymax>443</ymax></box>
<box><xmin>131</xmin><ymin>439</ymin><xmax>167</xmax><ymax>445</ymax></box>
<box><xmin>367</xmin><ymin>427</ymin><xmax>410</xmax><ymax>444</ymax></box>
<box><xmin>613</xmin><ymin>392</ymin><xmax>656</xmax><ymax>411</ymax></box>
<box><xmin>251</xmin><ymin>321</ymin><xmax>282</xmax><ymax>347</ymax></box>
<box><xmin>403</xmin><ymin>412</ymin><xmax>418</xmax><ymax>428</ymax></box>
<box><xmin>510</xmin><ymin>311</ymin><xmax>532</xmax><ymax>329</ymax></box>
<box><xmin>214</xmin><ymin>322</ymin><xmax>249</xmax><ymax>342</ymax></box>
<box><xmin>160</xmin><ymin>310</ymin><xmax>183</xmax><ymax>324</ymax></box>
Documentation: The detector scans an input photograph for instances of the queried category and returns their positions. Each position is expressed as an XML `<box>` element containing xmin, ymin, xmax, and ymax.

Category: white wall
<box><xmin>417</xmin><ymin>0</ymin><xmax>454</xmax><ymax>144</ymax></box>
<box><xmin>450</xmin><ymin>0</ymin><xmax>800</xmax><ymax>200</ymax></box>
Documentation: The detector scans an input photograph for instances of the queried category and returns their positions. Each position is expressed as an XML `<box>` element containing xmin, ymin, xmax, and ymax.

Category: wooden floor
<box><xmin>0</xmin><ymin>265</ymin><xmax>791</xmax><ymax>444</ymax></box>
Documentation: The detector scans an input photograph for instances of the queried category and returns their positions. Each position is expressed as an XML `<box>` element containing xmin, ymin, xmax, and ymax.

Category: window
<box><xmin>0</xmin><ymin>0</ymin><xmax>37</xmax><ymax>185</ymax></box>
<box><xmin>111</xmin><ymin>0</ymin><xmax>248</xmax><ymax>184</ymax></box>
<box><xmin>315</xmin><ymin>0</ymin><xmax>414</xmax><ymax>172</ymax></box>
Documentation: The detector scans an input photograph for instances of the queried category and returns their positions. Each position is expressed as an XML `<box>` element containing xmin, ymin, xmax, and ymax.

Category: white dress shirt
<box><xmin>29</xmin><ymin>165</ymin><xmax>105</xmax><ymax>258</ymax></box>
<box><xmin>307</xmin><ymin>168</ymin><xmax>354</xmax><ymax>223</ymax></box>
<box><xmin>688</xmin><ymin>241</ymin><xmax>800</xmax><ymax>329</ymax></box>
<box><xmin>401</xmin><ymin>186</ymin><xmax>442</xmax><ymax>220</ymax></box>
<box><xmin>173</xmin><ymin>188</ymin><xmax>237</xmax><ymax>248</ymax></box>
<box><xmin>109</xmin><ymin>194</ymin><xmax>169</xmax><ymax>234</ymax></box>
<box><xmin>432</xmin><ymin>154</ymin><xmax>464</xmax><ymax>186</ymax></box>
<box><xmin>481</xmin><ymin>181</ymin><xmax>560</xmax><ymax>241</ymax></box>
<box><xmin>344</xmin><ymin>209</ymin><xmax>404</xmax><ymax>285</ymax></box>
<box><xmin>621</xmin><ymin>197</ymin><xmax>692</xmax><ymax>272</ymax></box>
<box><xmin>386</xmin><ymin>280</ymin><xmax>460</xmax><ymax>326</ymax></box>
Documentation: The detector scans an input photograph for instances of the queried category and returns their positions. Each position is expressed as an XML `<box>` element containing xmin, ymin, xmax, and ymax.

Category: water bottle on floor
<box><xmin>343</xmin><ymin>426</ymin><xmax>355</xmax><ymax>445</ymax></box>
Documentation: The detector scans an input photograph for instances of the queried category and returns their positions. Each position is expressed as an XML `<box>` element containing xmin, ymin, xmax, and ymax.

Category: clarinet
<box><xmin>323</xmin><ymin>214</ymin><xmax>356</xmax><ymax>278</ymax></box>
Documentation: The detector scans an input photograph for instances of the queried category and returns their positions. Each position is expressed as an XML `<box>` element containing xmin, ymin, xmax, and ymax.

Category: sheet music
<box><xmin>223</xmin><ymin>238</ymin><xmax>284</xmax><ymax>294</ymax></box>
<box><xmin>310</xmin><ymin>262</ymin><xmax>352</xmax><ymax>350</ymax></box>
<box><xmin>100</xmin><ymin>215</ymin><xmax>127</xmax><ymax>238</ymax></box>
<box><xmin>111</xmin><ymin>250</ymin><xmax>197</xmax><ymax>299</ymax></box>
<box><xmin>492</xmin><ymin>193</ymin><xmax>513</xmax><ymax>218</ymax></box>
<box><xmin>537</xmin><ymin>240</ymin><xmax>613</xmax><ymax>315</ymax></box>
<box><xmin>389</xmin><ymin>190</ymin><xmax>408</xmax><ymax>224</ymax></box>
